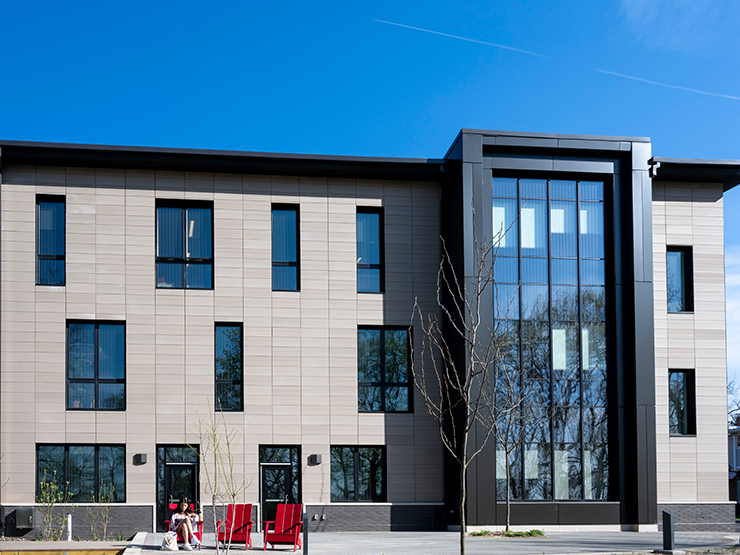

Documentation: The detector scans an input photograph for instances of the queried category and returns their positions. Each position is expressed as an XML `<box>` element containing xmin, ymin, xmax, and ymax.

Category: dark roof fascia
<box><xmin>460</xmin><ymin>128</ymin><xmax>650</xmax><ymax>143</ymax></box>
<box><xmin>445</xmin><ymin>129</ymin><xmax>650</xmax><ymax>161</ymax></box>
<box><xmin>649</xmin><ymin>156</ymin><xmax>740</xmax><ymax>191</ymax></box>
<box><xmin>0</xmin><ymin>140</ymin><xmax>446</xmax><ymax>182</ymax></box>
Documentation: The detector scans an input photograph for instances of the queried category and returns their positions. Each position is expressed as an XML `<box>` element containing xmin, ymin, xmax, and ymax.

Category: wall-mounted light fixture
<box><xmin>133</xmin><ymin>453</ymin><xmax>147</xmax><ymax>465</ymax></box>
<box><xmin>307</xmin><ymin>454</ymin><xmax>322</xmax><ymax>466</ymax></box>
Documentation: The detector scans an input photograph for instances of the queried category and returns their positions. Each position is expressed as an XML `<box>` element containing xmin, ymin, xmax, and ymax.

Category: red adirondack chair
<box><xmin>262</xmin><ymin>503</ymin><xmax>303</xmax><ymax>551</ymax></box>
<box><xmin>217</xmin><ymin>503</ymin><xmax>253</xmax><ymax>548</ymax></box>
<box><xmin>165</xmin><ymin>502</ymin><xmax>203</xmax><ymax>550</ymax></box>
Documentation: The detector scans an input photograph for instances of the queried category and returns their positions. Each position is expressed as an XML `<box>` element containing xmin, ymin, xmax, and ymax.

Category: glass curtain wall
<box><xmin>492</xmin><ymin>177</ymin><xmax>607</xmax><ymax>501</ymax></box>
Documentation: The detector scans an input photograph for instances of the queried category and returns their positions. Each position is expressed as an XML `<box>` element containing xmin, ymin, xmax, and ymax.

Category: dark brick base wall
<box><xmin>304</xmin><ymin>504</ymin><xmax>443</xmax><ymax>532</ymax></box>
<box><xmin>657</xmin><ymin>503</ymin><xmax>735</xmax><ymax>532</ymax></box>
<box><xmin>1</xmin><ymin>505</ymin><xmax>152</xmax><ymax>540</ymax></box>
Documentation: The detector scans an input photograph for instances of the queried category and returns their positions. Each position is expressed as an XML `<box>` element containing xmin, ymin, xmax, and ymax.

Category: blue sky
<box><xmin>2</xmin><ymin>0</ymin><xmax>740</xmax><ymax>384</ymax></box>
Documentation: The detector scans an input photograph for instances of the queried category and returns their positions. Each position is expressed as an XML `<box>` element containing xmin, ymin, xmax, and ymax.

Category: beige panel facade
<box><xmin>653</xmin><ymin>180</ymin><xmax>729</xmax><ymax>505</ymax></box>
<box><xmin>0</xmin><ymin>165</ymin><xmax>444</xmax><ymax>509</ymax></box>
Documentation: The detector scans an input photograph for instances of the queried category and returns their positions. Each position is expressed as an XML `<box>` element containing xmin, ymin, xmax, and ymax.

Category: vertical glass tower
<box><xmin>492</xmin><ymin>177</ymin><xmax>608</xmax><ymax>501</ymax></box>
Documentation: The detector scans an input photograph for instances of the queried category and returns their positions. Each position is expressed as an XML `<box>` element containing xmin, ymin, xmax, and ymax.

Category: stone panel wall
<box><xmin>657</xmin><ymin>503</ymin><xmax>735</xmax><ymax>532</ymax></box>
<box><xmin>1</xmin><ymin>504</ymin><xmax>153</xmax><ymax>539</ymax></box>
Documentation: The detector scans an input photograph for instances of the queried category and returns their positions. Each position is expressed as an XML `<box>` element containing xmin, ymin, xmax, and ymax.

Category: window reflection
<box><xmin>492</xmin><ymin>176</ymin><xmax>608</xmax><ymax>502</ymax></box>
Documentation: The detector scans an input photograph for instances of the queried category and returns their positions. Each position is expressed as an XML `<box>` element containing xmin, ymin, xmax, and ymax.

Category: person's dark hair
<box><xmin>177</xmin><ymin>498</ymin><xmax>194</xmax><ymax>515</ymax></box>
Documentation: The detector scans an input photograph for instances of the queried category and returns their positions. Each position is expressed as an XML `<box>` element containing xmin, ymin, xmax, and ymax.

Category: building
<box><xmin>0</xmin><ymin>130</ymin><xmax>736</xmax><ymax>537</ymax></box>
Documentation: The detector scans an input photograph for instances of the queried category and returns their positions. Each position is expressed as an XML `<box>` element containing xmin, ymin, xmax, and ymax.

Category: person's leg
<box><xmin>176</xmin><ymin>520</ymin><xmax>191</xmax><ymax>543</ymax></box>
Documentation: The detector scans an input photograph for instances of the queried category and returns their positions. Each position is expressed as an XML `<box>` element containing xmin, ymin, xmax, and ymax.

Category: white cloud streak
<box><xmin>595</xmin><ymin>69</ymin><xmax>740</xmax><ymax>101</ymax></box>
<box><xmin>371</xmin><ymin>18</ymin><xmax>740</xmax><ymax>103</ymax></box>
<box><xmin>371</xmin><ymin>19</ymin><xmax>549</xmax><ymax>59</ymax></box>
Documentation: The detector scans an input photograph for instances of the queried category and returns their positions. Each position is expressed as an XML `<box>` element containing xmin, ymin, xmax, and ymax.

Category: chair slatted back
<box><xmin>274</xmin><ymin>503</ymin><xmax>302</xmax><ymax>534</ymax></box>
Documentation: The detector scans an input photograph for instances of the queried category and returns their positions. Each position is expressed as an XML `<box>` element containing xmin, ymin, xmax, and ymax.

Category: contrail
<box><xmin>596</xmin><ymin>69</ymin><xmax>740</xmax><ymax>101</ymax></box>
<box><xmin>372</xmin><ymin>18</ymin><xmax>740</xmax><ymax>102</ymax></box>
<box><xmin>371</xmin><ymin>19</ymin><xmax>549</xmax><ymax>58</ymax></box>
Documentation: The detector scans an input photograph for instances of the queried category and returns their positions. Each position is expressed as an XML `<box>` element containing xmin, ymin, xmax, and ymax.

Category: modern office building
<box><xmin>0</xmin><ymin>130</ymin><xmax>736</xmax><ymax>537</ymax></box>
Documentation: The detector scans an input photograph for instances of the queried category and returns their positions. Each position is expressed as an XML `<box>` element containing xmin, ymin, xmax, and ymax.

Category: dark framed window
<box><xmin>330</xmin><ymin>446</ymin><xmax>385</xmax><ymax>502</ymax></box>
<box><xmin>215</xmin><ymin>323</ymin><xmax>243</xmax><ymax>411</ymax></box>
<box><xmin>156</xmin><ymin>201</ymin><xmax>213</xmax><ymax>289</ymax></box>
<box><xmin>666</xmin><ymin>246</ymin><xmax>693</xmax><ymax>312</ymax></box>
<box><xmin>669</xmin><ymin>370</ymin><xmax>696</xmax><ymax>436</ymax></box>
<box><xmin>356</xmin><ymin>207</ymin><xmax>384</xmax><ymax>293</ymax></box>
<box><xmin>36</xmin><ymin>195</ymin><xmax>65</xmax><ymax>286</ymax></box>
<box><xmin>37</xmin><ymin>444</ymin><xmax>126</xmax><ymax>502</ymax></box>
<box><xmin>67</xmin><ymin>321</ymin><xmax>125</xmax><ymax>410</ymax></box>
<box><xmin>358</xmin><ymin>327</ymin><xmax>411</xmax><ymax>412</ymax></box>
<box><xmin>272</xmin><ymin>204</ymin><xmax>300</xmax><ymax>291</ymax></box>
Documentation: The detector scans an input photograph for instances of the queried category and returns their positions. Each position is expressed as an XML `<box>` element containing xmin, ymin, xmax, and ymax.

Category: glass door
<box><xmin>157</xmin><ymin>446</ymin><xmax>199</xmax><ymax>531</ymax></box>
<box><xmin>261</xmin><ymin>464</ymin><xmax>292</xmax><ymax>523</ymax></box>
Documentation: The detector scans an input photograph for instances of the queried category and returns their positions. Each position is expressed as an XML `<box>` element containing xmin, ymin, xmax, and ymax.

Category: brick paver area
<box><xmin>129</xmin><ymin>531</ymin><xmax>739</xmax><ymax>555</ymax></box>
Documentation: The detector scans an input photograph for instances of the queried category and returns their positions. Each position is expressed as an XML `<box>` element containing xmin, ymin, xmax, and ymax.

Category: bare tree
<box><xmin>186</xmin><ymin>399</ymin><xmax>251</xmax><ymax>555</ymax></box>
<box><xmin>412</xmin><ymin>224</ymin><xmax>515</xmax><ymax>554</ymax></box>
<box><xmin>728</xmin><ymin>376</ymin><xmax>740</xmax><ymax>426</ymax></box>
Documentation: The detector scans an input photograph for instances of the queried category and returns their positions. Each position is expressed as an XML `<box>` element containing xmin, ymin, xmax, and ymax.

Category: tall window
<box><xmin>666</xmin><ymin>246</ymin><xmax>693</xmax><ymax>312</ymax></box>
<box><xmin>330</xmin><ymin>446</ymin><xmax>385</xmax><ymax>502</ymax></box>
<box><xmin>272</xmin><ymin>205</ymin><xmax>300</xmax><ymax>291</ymax></box>
<box><xmin>67</xmin><ymin>321</ymin><xmax>125</xmax><ymax>410</ymax></box>
<box><xmin>156</xmin><ymin>202</ymin><xmax>213</xmax><ymax>289</ymax></box>
<box><xmin>358</xmin><ymin>327</ymin><xmax>411</xmax><ymax>412</ymax></box>
<box><xmin>37</xmin><ymin>444</ymin><xmax>126</xmax><ymax>502</ymax></box>
<box><xmin>36</xmin><ymin>195</ymin><xmax>65</xmax><ymax>286</ymax></box>
<box><xmin>215</xmin><ymin>323</ymin><xmax>243</xmax><ymax>411</ymax></box>
<box><xmin>356</xmin><ymin>208</ymin><xmax>384</xmax><ymax>293</ymax></box>
<box><xmin>669</xmin><ymin>370</ymin><xmax>695</xmax><ymax>435</ymax></box>
<box><xmin>492</xmin><ymin>177</ymin><xmax>607</xmax><ymax>501</ymax></box>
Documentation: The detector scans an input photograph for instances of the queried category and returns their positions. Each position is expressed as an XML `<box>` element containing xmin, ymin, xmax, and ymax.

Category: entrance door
<box><xmin>157</xmin><ymin>446</ymin><xmax>200</xmax><ymax>531</ymax></box>
<box><xmin>166</xmin><ymin>464</ymin><xmax>197</xmax><ymax>506</ymax></box>
<box><xmin>261</xmin><ymin>464</ymin><xmax>294</xmax><ymax>523</ymax></box>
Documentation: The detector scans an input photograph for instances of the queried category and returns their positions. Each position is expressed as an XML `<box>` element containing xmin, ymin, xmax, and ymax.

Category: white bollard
<box><xmin>66</xmin><ymin>514</ymin><xmax>72</xmax><ymax>541</ymax></box>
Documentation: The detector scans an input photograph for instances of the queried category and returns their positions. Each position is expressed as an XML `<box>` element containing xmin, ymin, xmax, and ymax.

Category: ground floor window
<box><xmin>330</xmin><ymin>446</ymin><xmax>385</xmax><ymax>502</ymax></box>
<box><xmin>37</xmin><ymin>445</ymin><xmax>125</xmax><ymax>502</ymax></box>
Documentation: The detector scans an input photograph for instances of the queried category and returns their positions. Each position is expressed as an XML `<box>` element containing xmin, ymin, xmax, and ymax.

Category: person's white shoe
<box><xmin>183</xmin><ymin>542</ymin><xmax>193</xmax><ymax>550</ymax></box>
<box><xmin>191</xmin><ymin>536</ymin><xmax>201</xmax><ymax>546</ymax></box>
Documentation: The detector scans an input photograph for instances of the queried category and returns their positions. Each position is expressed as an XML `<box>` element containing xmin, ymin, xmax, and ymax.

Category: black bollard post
<box><xmin>303</xmin><ymin>512</ymin><xmax>308</xmax><ymax>555</ymax></box>
<box><xmin>663</xmin><ymin>510</ymin><xmax>674</xmax><ymax>552</ymax></box>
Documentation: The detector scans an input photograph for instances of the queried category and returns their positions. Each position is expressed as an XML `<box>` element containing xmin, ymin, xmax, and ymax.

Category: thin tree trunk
<box><xmin>459</xmin><ymin>457</ymin><xmax>466</xmax><ymax>555</ymax></box>
<box><xmin>505</xmin><ymin>445</ymin><xmax>511</xmax><ymax>532</ymax></box>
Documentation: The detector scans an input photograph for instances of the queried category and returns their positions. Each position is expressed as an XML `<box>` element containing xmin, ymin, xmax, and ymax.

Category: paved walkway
<box><xmin>127</xmin><ymin>531</ymin><xmax>740</xmax><ymax>555</ymax></box>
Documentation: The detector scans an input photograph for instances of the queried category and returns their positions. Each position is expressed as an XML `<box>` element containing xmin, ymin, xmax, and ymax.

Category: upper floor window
<box><xmin>156</xmin><ymin>202</ymin><xmax>213</xmax><ymax>289</ymax></box>
<box><xmin>669</xmin><ymin>370</ymin><xmax>696</xmax><ymax>435</ymax></box>
<box><xmin>358</xmin><ymin>327</ymin><xmax>411</xmax><ymax>412</ymax></box>
<box><xmin>666</xmin><ymin>246</ymin><xmax>693</xmax><ymax>312</ymax></box>
<box><xmin>215</xmin><ymin>323</ymin><xmax>243</xmax><ymax>411</ymax></box>
<box><xmin>272</xmin><ymin>205</ymin><xmax>300</xmax><ymax>291</ymax></box>
<box><xmin>37</xmin><ymin>444</ymin><xmax>126</xmax><ymax>502</ymax></box>
<box><xmin>330</xmin><ymin>446</ymin><xmax>385</xmax><ymax>502</ymax></box>
<box><xmin>356</xmin><ymin>207</ymin><xmax>384</xmax><ymax>293</ymax></box>
<box><xmin>36</xmin><ymin>195</ymin><xmax>65</xmax><ymax>286</ymax></box>
<box><xmin>67</xmin><ymin>321</ymin><xmax>125</xmax><ymax>410</ymax></box>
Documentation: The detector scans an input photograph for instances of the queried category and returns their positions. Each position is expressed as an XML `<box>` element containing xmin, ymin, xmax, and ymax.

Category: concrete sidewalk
<box><xmin>127</xmin><ymin>530</ymin><xmax>740</xmax><ymax>555</ymax></box>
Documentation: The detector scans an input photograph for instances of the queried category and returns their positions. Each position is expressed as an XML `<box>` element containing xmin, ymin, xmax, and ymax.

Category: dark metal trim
<box><xmin>0</xmin><ymin>140</ymin><xmax>445</xmax><ymax>182</ymax></box>
<box><xmin>649</xmin><ymin>157</ymin><xmax>740</xmax><ymax>191</ymax></box>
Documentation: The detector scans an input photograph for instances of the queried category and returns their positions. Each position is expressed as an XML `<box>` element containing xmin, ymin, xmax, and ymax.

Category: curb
<box><xmin>123</xmin><ymin>531</ymin><xmax>148</xmax><ymax>555</ymax></box>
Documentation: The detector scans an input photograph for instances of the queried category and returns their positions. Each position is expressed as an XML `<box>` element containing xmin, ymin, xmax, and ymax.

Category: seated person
<box><xmin>171</xmin><ymin>498</ymin><xmax>201</xmax><ymax>550</ymax></box>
